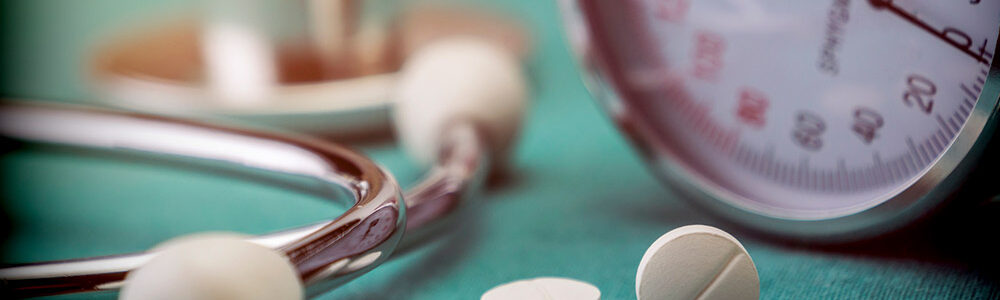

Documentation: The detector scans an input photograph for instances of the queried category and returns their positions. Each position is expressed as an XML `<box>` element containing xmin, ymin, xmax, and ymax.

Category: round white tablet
<box><xmin>636</xmin><ymin>225</ymin><xmax>759</xmax><ymax>300</ymax></box>
<box><xmin>482</xmin><ymin>277</ymin><xmax>600</xmax><ymax>300</ymax></box>
<box><xmin>119</xmin><ymin>233</ymin><xmax>303</xmax><ymax>300</ymax></box>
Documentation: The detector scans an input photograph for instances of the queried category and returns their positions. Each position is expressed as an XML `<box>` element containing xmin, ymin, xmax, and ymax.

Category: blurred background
<box><xmin>2</xmin><ymin>0</ymin><xmax>999</xmax><ymax>299</ymax></box>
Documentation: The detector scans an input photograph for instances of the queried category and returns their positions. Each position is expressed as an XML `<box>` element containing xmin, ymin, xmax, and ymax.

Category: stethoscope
<box><xmin>8</xmin><ymin>0</ymin><xmax>1000</xmax><ymax>297</ymax></box>
<box><xmin>0</xmin><ymin>18</ymin><xmax>527</xmax><ymax>297</ymax></box>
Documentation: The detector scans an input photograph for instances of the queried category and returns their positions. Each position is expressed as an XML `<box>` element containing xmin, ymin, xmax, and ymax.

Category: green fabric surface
<box><xmin>2</xmin><ymin>0</ymin><xmax>999</xmax><ymax>299</ymax></box>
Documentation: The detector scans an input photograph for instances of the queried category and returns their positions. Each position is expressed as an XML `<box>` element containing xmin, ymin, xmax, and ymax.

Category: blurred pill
<box><xmin>482</xmin><ymin>277</ymin><xmax>600</xmax><ymax>300</ymax></box>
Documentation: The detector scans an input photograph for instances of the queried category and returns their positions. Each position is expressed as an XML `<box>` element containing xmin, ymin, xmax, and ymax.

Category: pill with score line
<box><xmin>636</xmin><ymin>225</ymin><xmax>759</xmax><ymax>300</ymax></box>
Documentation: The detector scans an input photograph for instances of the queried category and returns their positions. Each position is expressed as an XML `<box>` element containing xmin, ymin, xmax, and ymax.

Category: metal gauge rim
<box><xmin>559</xmin><ymin>0</ymin><xmax>1000</xmax><ymax>241</ymax></box>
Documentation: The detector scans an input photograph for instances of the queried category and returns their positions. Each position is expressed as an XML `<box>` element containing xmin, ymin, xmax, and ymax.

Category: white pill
<box><xmin>393</xmin><ymin>36</ymin><xmax>528</xmax><ymax>166</ymax></box>
<box><xmin>119</xmin><ymin>233</ymin><xmax>303</xmax><ymax>300</ymax></box>
<box><xmin>636</xmin><ymin>225</ymin><xmax>759</xmax><ymax>300</ymax></box>
<box><xmin>481</xmin><ymin>277</ymin><xmax>600</xmax><ymax>300</ymax></box>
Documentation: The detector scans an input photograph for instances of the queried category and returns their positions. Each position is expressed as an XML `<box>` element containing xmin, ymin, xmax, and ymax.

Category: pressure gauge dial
<box><xmin>563</xmin><ymin>0</ymin><xmax>1000</xmax><ymax>240</ymax></box>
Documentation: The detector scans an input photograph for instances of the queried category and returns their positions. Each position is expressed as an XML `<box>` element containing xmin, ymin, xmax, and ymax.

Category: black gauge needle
<box><xmin>869</xmin><ymin>0</ymin><xmax>989</xmax><ymax>64</ymax></box>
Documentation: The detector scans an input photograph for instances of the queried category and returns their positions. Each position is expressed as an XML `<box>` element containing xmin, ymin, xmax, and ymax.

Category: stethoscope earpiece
<box><xmin>393</xmin><ymin>36</ymin><xmax>528</xmax><ymax>166</ymax></box>
<box><xmin>119</xmin><ymin>233</ymin><xmax>303</xmax><ymax>300</ymax></box>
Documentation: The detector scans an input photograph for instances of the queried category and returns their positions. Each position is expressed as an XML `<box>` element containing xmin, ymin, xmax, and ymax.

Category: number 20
<box><xmin>902</xmin><ymin>74</ymin><xmax>936</xmax><ymax>114</ymax></box>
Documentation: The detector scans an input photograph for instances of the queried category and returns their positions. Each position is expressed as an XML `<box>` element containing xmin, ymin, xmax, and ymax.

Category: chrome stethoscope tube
<box><xmin>0</xmin><ymin>102</ymin><xmax>488</xmax><ymax>298</ymax></box>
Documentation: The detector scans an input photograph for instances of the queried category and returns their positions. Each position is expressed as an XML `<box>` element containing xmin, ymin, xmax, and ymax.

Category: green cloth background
<box><xmin>2</xmin><ymin>0</ymin><xmax>998</xmax><ymax>299</ymax></box>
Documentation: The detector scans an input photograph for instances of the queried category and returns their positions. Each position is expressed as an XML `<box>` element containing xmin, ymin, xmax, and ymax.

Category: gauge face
<box><xmin>577</xmin><ymin>0</ymin><xmax>999</xmax><ymax>219</ymax></box>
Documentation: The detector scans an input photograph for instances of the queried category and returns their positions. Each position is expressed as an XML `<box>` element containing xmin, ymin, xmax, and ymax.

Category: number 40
<box><xmin>852</xmin><ymin>107</ymin><xmax>884</xmax><ymax>145</ymax></box>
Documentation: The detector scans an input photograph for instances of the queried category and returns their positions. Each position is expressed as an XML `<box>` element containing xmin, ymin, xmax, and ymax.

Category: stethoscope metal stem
<box><xmin>0</xmin><ymin>102</ymin><xmax>489</xmax><ymax>298</ymax></box>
